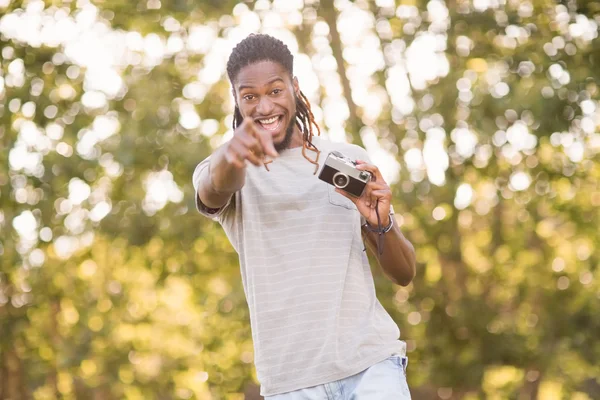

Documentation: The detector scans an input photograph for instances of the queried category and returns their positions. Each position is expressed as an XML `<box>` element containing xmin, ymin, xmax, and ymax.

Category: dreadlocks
<box><xmin>227</xmin><ymin>34</ymin><xmax>321</xmax><ymax>173</ymax></box>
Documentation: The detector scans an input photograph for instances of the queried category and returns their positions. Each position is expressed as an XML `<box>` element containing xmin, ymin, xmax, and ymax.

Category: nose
<box><xmin>256</xmin><ymin>95</ymin><xmax>275</xmax><ymax>115</ymax></box>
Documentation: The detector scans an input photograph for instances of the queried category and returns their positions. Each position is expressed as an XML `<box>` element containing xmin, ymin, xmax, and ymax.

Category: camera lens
<box><xmin>333</xmin><ymin>172</ymin><xmax>349</xmax><ymax>189</ymax></box>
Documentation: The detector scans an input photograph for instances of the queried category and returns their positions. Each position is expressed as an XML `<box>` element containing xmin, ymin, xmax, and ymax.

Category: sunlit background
<box><xmin>1</xmin><ymin>0</ymin><xmax>599</xmax><ymax>399</ymax></box>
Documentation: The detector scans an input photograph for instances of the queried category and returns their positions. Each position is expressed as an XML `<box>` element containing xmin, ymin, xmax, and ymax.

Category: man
<box><xmin>192</xmin><ymin>34</ymin><xmax>416</xmax><ymax>399</ymax></box>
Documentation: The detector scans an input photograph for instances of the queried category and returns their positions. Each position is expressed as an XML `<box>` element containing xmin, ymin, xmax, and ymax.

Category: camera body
<box><xmin>318</xmin><ymin>151</ymin><xmax>371</xmax><ymax>197</ymax></box>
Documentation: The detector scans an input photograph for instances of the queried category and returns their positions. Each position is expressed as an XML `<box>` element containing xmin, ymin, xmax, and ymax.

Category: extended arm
<box><xmin>197</xmin><ymin>117</ymin><xmax>278</xmax><ymax>209</ymax></box>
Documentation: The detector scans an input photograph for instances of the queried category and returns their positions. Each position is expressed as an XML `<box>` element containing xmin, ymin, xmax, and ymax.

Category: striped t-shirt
<box><xmin>192</xmin><ymin>136</ymin><xmax>405</xmax><ymax>396</ymax></box>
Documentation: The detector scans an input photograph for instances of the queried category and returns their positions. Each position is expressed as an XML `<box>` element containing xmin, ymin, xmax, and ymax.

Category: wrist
<box><xmin>362</xmin><ymin>214</ymin><xmax>394</xmax><ymax>233</ymax></box>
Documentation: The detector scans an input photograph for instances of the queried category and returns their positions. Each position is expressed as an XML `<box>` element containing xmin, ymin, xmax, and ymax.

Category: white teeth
<box><xmin>259</xmin><ymin>116</ymin><xmax>278</xmax><ymax>124</ymax></box>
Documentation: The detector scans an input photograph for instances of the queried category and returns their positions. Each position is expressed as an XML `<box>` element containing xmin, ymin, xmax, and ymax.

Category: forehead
<box><xmin>234</xmin><ymin>60</ymin><xmax>291</xmax><ymax>90</ymax></box>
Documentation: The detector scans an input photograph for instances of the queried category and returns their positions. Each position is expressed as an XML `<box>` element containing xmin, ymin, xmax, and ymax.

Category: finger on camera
<box><xmin>355</xmin><ymin>160</ymin><xmax>373</xmax><ymax>170</ymax></box>
<box><xmin>356</xmin><ymin>163</ymin><xmax>381</xmax><ymax>180</ymax></box>
<box><xmin>356</xmin><ymin>163</ymin><xmax>378</xmax><ymax>174</ymax></box>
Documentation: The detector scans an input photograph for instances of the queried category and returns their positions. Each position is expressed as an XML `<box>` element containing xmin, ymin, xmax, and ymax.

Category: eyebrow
<box><xmin>238</xmin><ymin>77</ymin><xmax>285</xmax><ymax>92</ymax></box>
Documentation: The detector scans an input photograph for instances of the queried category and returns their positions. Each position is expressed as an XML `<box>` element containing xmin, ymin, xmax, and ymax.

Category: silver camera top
<box><xmin>329</xmin><ymin>151</ymin><xmax>356</xmax><ymax>167</ymax></box>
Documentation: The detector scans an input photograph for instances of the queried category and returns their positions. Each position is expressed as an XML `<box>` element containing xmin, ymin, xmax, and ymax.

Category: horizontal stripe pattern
<box><xmin>193</xmin><ymin>137</ymin><xmax>404</xmax><ymax>396</ymax></box>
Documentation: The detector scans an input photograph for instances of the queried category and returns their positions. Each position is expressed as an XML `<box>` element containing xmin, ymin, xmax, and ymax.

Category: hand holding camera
<box><xmin>224</xmin><ymin>117</ymin><xmax>278</xmax><ymax>169</ymax></box>
<box><xmin>319</xmin><ymin>151</ymin><xmax>392</xmax><ymax>228</ymax></box>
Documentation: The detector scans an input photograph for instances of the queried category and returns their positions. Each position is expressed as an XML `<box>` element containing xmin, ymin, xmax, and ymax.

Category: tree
<box><xmin>1</xmin><ymin>0</ymin><xmax>598</xmax><ymax>398</ymax></box>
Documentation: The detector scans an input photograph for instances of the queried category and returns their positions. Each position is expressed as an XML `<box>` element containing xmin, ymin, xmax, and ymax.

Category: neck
<box><xmin>287</xmin><ymin>126</ymin><xmax>305</xmax><ymax>149</ymax></box>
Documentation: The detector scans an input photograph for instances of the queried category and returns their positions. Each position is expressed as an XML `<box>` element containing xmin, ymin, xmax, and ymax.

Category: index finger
<box><xmin>244</xmin><ymin>117</ymin><xmax>278</xmax><ymax>158</ymax></box>
<box><xmin>355</xmin><ymin>161</ymin><xmax>382</xmax><ymax>181</ymax></box>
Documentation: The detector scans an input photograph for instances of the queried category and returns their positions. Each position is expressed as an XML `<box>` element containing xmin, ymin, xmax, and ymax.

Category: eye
<box><xmin>271</xmin><ymin>88</ymin><xmax>282</xmax><ymax>95</ymax></box>
<box><xmin>243</xmin><ymin>94</ymin><xmax>256</xmax><ymax>101</ymax></box>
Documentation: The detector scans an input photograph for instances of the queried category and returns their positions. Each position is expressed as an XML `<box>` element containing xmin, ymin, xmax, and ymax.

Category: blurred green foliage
<box><xmin>1</xmin><ymin>0</ymin><xmax>599</xmax><ymax>399</ymax></box>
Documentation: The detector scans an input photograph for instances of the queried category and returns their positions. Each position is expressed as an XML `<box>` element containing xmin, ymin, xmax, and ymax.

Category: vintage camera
<box><xmin>318</xmin><ymin>151</ymin><xmax>372</xmax><ymax>197</ymax></box>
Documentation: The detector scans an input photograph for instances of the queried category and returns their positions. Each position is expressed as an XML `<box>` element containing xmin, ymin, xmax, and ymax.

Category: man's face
<box><xmin>233</xmin><ymin>60</ymin><xmax>298</xmax><ymax>151</ymax></box>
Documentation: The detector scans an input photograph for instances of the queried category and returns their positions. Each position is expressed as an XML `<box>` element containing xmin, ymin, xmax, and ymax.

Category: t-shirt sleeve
<box><xmin>192</xmin><ymin>156</ymin><xmax>234</xmax><ymax>221</ymax></box>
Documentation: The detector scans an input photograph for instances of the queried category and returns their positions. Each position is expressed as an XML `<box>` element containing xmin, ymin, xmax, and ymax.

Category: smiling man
<box><xmin>192</xmin><ymin>34</ymin><xmax>416</xmax><ymax>399</ymax></box>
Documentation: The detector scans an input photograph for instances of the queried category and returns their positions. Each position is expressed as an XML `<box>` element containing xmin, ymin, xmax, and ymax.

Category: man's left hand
<box><xmin>335</xmin><ymin>160</ymin><xmax>392</xmax><ymax>227</ymax></box>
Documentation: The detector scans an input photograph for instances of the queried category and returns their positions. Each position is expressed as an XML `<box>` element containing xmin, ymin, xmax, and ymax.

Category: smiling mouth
<box><xmin>256</xmin><ymin>115</ymin><xmax>283</xmax><ymax>132</ymax></box>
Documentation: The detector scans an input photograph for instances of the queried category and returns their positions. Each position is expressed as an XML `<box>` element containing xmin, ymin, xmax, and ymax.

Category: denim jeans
<box><xmin>265</xmin><ymin>355</ymin><xmax>411</xmax><ymax>400</ymax></box>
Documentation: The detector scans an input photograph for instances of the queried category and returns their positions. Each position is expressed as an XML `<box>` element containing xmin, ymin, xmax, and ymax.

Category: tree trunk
<box><xmin>2</xmin><ymin>346</ymin><xmax>28</xmax><ymax>400</ymax></box>
<box><xmin>519</xmin><ymin>371</ymin><xmax>542</xmax><ymax>399</ymax></box>
<box><xmin>318</xmin><ymin>0</ymin><xmax>365</xmax><ymax>147</ymax></box>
